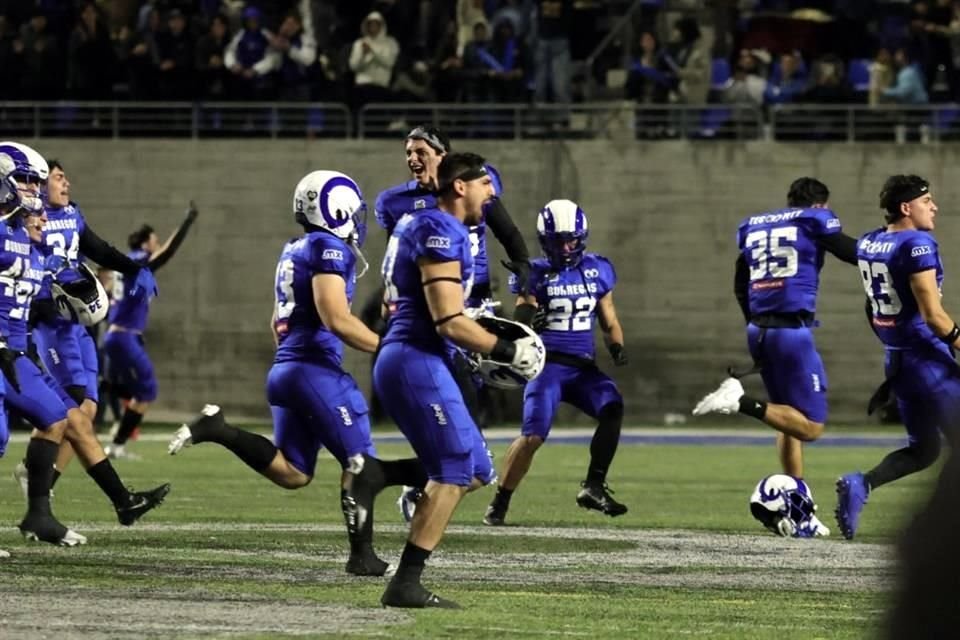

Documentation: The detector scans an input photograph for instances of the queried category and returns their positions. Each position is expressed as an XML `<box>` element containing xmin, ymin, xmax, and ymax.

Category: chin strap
<box><xmin>349</xmin><ymin>243</ymin><xmax>369</xmax><ymax>279</ymax></box>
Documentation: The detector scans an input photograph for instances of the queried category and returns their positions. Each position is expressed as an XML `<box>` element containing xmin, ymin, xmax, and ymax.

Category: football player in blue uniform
<box><xmin>836</xmin><ymin>175</ymin><xmax>960</xmax><ymax>539</ymax></box>
<box><xmin>374</xmin><ymin>126</ymin><xmax>533</xmax><ymax>413</ymax></box>
<box><xmin>169</xmin><ymin>171</ymin><xmax>428</xmax><ymax>577</ymax></box>
<box><xmin>483</xmin><ymin>199</ymin><xmax>629</xmax><ymax>526</ymax></box>
<box><xmin>101</xmin><ymin>203</ymin><xmax>198</xmax><ymax>459</ymax></box>
<box><xmin>0</xmin><ymin>142</ymin><xmax>169</xmax><ymax>547</ymax></box>
<box><xmin>693</xmin><ymin>178</ymin><xmax>859</xmax><ymax>521</ymax></box>
<box><xmin>17</xmin><ymin>159</ymin><xmax>161</xmax><ymax>492</ymax></box>
<box><xmin>373</xmin><ymin>152</ymin><xmax>542</xmax><ymax>608</ymax></box>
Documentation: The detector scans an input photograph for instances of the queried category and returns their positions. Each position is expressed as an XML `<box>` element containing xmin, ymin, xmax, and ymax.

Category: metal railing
<box><xmin>0</xmin><ymin>101</ymin><xmax>352</xmax><ymax>138</ymax></box>
<box><xmin>3</xmin><ymin>100</ymin><xmax>960</xmax><ymax>142</ymax></box>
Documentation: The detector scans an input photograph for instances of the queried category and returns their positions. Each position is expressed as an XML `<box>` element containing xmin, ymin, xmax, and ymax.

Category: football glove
<box><xmin>510</xmin><ymin>335</ymin><xmax>543</xmax><ymax>378</ymax></box>
<box><xmin>186</xmin><ymin>200</ymin><xmax>199</xmax><ymax>223</ymax></box>
<box><xmin>0</xmin><ymin>342</ymin><xmax>21</xmax><ymax>393</ymax></box>
<box><xmin>609</xmin><ymin>343</ymin><xmax>628</xmax><ymax>366</ymax></box>
<box><xmin>26</xmin><ymin>340</ymin><xmax>45</xmax><ymax>373</ymax></box>
<box><xmin>45</xmin><ymin>254</ymin><xmax>67</xmax><ymax>276</ymax></box>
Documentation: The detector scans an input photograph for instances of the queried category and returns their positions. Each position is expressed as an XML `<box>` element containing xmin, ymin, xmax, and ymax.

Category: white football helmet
<box><xmin>292</xmin><ymin>170</ymin><xmax>367</xmax><ymax>245</ymax></box>
<box><xmin>537</xmin><ymin>199</ymin><xmax>588</xmax><ymax>269</ymax></box>
<box><xmin>0</xmin><ymin>141</ymin><xmax>48</xmax><ymax>215</ymax></box>
<box><xmin>52</xmin><ymin>263</ymin><xmax>110</xmax><ymax>326</ymax></box>
<box><xmin>469</xmin><ymin>316</ymin><xmax>546</xmax><ymax>389</ymax></box>
<box><xmin>749</xmin><ymin>474</ymin><xmax>820</xmax><ymax>538</ymax></box>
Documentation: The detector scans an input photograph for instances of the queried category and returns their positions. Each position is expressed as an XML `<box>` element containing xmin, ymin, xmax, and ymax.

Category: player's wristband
<box><xmin>490</xmin><ymin>338</ymin><xmax>516</xmax><ymax>363</ymax></box>
<box><xmin>941</xmin><ymin>323</ymin><xmax>960</xmax><ymax>345</ymax></box>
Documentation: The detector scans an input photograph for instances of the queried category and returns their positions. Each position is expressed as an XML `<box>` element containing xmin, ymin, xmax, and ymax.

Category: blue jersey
<box><xmin>0</xmin><ymin>223</ymin><xmax>45</xmax><ymax>350</ymax></box>
<box><xmin>35</xmin><ymin>201</ymin><xmax>87</xmax><ymax>314</ymax></box>
<box><xmin>374</xmin><ymin>164</ymin><xmax>503</xmax><ymax>292</ymax></box>
<box><xmin>857</xmin><ymin>228</ymin><xmax>945</xmax><ymax>351</ymax></box>
<box><xmin>737</xmin><ymin>207</ymin><xmax>842</xmax><ymax>315</ymax></box>
<box><xmin>107</xmin><ymin>249</ymin><xmax>151</xmax><ymax>331</ymax></box>
<box><xmin>381</xmin><ymin>209</ymin><xmax>474</xmax><ymax>355</ymax></box>
<box><xmin>511</xmin><ymin>254</ymin><xmax>616</xmax><ymax>360</ymax></box>
<box><xmin>272</xmin><ymin>231</ymin><xmax>357</xmax><ymax>367</ymax></box>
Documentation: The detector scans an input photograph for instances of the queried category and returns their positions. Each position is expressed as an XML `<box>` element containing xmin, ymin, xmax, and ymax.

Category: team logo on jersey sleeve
<box><xmin>414</xmin><ymin>199</ymin><xmax>426</xmax><ymax>210</ymax></box>
<box><xmin>426</xmin><ymin>236</ymin><xmax>451</xmax><ymax>249</ymax></box>
<box><xmin>911</xmin><ymin>245</ymin><xmax>932</xmax><ymax>257</ymax></box>
<box><xmin>322</xmin><ymin>249</ymin><xmax>344</xmax><ymax>260</ymax></box>
<box><xmin>826</xmin><ymin>218</ymin><xmax>841</xmax><ymax>229</ymax></box>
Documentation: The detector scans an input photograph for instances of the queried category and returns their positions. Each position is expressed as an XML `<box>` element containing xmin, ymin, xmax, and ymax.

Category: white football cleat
<box><xmin>105</xmin><ymin>444</ymin><xmax>142</xmax><ymax>461</ymax></box>
<box><xmin>692</xmin><ymin>377</ymin><xmax>744</xmax><ymax>416</ymax></box>
<box><xmin>0</xmin><ymin>549</ymin><xmax>9</xmax><ymax>558</ymax></box>
<box><xmin>13</xmin><ymin>461</ymin><xmax>28</xmax><ymax>500</ymax></box>
<box><xmin>61</xmin><ymin>528</ymin><xmax>88</xmax><ymax>546</ymax></box>
<box><xmin>168</xmin><ymin>425</ymin><xmax>194</xmax><ymax>456</ymax></box>
<box><xmin>396</xmin><ymin>486</ymin><xmax>422</xmax><ymax>524</ymax></box>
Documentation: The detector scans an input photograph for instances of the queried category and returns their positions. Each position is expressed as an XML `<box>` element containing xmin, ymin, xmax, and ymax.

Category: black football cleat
<box><xmin>482</xmin><ymin>502</ymin><xmax>507</xmax><ymax>526</ymax></box>
<box><xmin>19</xmin><ymin>513</ymin><xmax>87</xmax><ymax>546</ymax></box>
<box><xmin>381</xmin><ymin>579</ymin><xmax>461</xmax><ymax>609</ymax></box>
<box><xmin>346</xmin><ymin>551</ymin><xmax>395</xmax><ymax>577</ymax></box>
<box><xmin>576</xmin><ymin>481</ymin><xmax>628</xmax><ymax>517</ymax></box>
<box><xmin>117</xmin><ymin>483</ymin><xmax>171</xmax><ymax>526</ymax></box>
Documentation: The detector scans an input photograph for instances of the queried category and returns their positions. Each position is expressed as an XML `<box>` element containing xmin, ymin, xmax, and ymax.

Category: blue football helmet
<box><xmin>749</xmin><ymin>474</ymin><xmax>819</xmax><ymax>537</ymax></box>
<box><xmin>0</xmin><ymin>141</ymin><xmax>48</xmax><ymax>216</ymax></box>
<box><xmin>537</xmin><ymin>199</ymin><xmax>588</xmax><ymax>269</ymax></box>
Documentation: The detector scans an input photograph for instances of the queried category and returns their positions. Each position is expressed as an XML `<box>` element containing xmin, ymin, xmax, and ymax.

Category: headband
<box><xmin>438</xmin><ymin>166</ymin><xmax>488</xmax><ymax>192</ymax></box>
<box><xmin>406</xmin><ymin>127</ymin><xmax>447</xmax><ymax>153</ymax></box>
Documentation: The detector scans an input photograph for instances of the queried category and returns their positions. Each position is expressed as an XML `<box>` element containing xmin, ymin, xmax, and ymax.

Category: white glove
<box><xmin>511</xmin><ymin>336</ymin><xmax>542</xmax><ymax>377</ymax></box>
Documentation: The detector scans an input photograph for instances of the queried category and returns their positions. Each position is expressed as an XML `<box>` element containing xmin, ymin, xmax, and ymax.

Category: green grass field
<box><xmin>0</xmin><ymin>429</ymin><xmax>935</xmax><ymax>639</ymax></box>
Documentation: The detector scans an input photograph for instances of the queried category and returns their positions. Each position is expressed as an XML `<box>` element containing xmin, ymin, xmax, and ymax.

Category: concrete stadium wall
<box><xmin>42</xmin><ymin>138</ymin><xmax>960</xmax><ymax>425</ymax></box>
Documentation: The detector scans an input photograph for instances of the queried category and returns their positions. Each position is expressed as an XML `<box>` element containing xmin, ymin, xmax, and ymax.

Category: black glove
<box><xmin>531</xmin><ymin>305</ymin><xmax>548</xmax><ymax>333</ymax></box>
<box><xmin>28</xmin><ymin>297</ymin><xmax>59</xmax><ymax>329</ymax></box>
<box><xmin>186</xmin><ymin>200</ymin><xmax>199</xmax><ymax>223</ymax></box>
<box><xmin>0</xmin><ymin>344</ymin><xmax>21</xmax><ymax>393</ymax></box>
<box><xmin>501</xmin><ymin>259</ymin><xmax>531</xmax><ymax>294</ymax></box>
<box><xmin>609</xmin><ymin>343</ymin><xmax>628</xmax><ymax>367</ymax></box>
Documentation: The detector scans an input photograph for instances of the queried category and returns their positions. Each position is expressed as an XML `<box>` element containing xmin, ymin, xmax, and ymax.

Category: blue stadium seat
<box><xmin>848</xmin><ymin>58</ymin><xmax>871</xmax><ymax>93</ymax></box>
<box><xmin>710</xmin><ymin>58</ymin><xmax>731</xmax><ymax>90</ymax></box>
<box><xmin>699</xmin><ymin>58</ymin><xmax>732</xmax><ymax>137</ymax></box>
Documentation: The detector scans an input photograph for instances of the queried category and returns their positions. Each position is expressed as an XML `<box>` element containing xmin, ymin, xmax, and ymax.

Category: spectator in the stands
<box><xmin>196</xmin><ymin>13</ymin><xmax>231</xmax><ymax>100</ymax></box>
<box><xmin>431</xmin><ymin>17</ymin><xmax>464</xmax><ymax>101</ymax></box>
<box><xmin>764</xmin><ymin>50</ymin><xmax>808</xmax><ymax>104</ymax></box>
<box><xmin>155</xmin><ymin>9</ymin><xmax>195</xmax><ymax>100</ymax></box>
<box><xmin>225</xmin><ymin>5</ymin><xmax>280</xmax><ymax>100</ymax></box>
<box><xmin>18</xmin><ymin>10</ymin><xmax>61</xmax><ymax>99</ymax></box>
<box><xmin>869</xmin><ymin>46</ymin><xmax>895</xmax><ymax>106</ymax></box>
<box><xmin>533</xmin><ymin>0</ymin><xmax>573</xmax><ymax>104</ymax></box>
<box><xmin>68</xmin><ymin>2</ymin><xmax>117</xmax><ymax>99</ymax></box>
<box><xmin>458</xmin><ymin>0</ymin><xmax>488</xmax><ymax>56</ymax></box>
<box><xmin>270</xmin><ymin>11</ymin><xmax>317</xmax><ymax>100</ymax></box>
<box><xmin>348</xmin><ymin>11</ymin><xmax>399</xmax><ymax>107</ymax></box>
<box><xmin>882</xmin><ymin>46</ymin><xmax>929</xmax><ymax>103</ymax></box>
<box><xmin>661</xmin><ymin>17</ymin><xmax>710</xmax><ymax>105</ymax></box>
<box><xmin>625</xmin><ymin>30</ymin><xmax>667</xmax><ymax>104</ymax></box>
<box><xmin>722</xmin><ymin>48</ymin><xmax>768</xmax><ymax>106</ymax></box>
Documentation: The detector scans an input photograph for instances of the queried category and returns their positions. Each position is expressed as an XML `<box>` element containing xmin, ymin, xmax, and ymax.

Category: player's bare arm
<box><xmin>312</xmin><ymin>273</ymin><xmax>379</xmax><ymax>353</ymax></box>
<box><xmin>418</xmin><ymin>258</ymin><xmax>498</xmax><ymax>354</ymax></box>
<box><xmin>598</xmin><ymin>292</ymin><xmax>627</xmax><ymax>366</ymax></box>
<box><xmin>911</xmin><ymin>268</ymin><xmax>960</xmax><ymax>347</ymax></box>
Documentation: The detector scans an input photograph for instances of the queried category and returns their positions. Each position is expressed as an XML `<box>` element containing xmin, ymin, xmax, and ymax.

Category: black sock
<box><xmin>113</xmin><ymin>408</ymin><xmax>144</xmax><ymax>445</ymax></box>
<box><xmin>738</xmin><ymin>396</ymin><xmax>768</xmax><ymax>420</ymax></box>
<box><xmin>865</xmin><ymin>440</ymin><xmax>941</xmax><ymax>491</ymax></box>
<box><xmin>193</xmin><ymin>420</ymin><xmax>277</xmax><ymax>473</ymax></box>
<box><xmin>50</xmin><ymin>466</ymin><xmax>62</xmax><ymax>490</ymax></box>
<box><xmin>25</xmin><ymin>438</ymin><xmax>58</xmax><ymax>514</ymax></box>
<box><xmin>87</xmin><ymin>459</ymin><xmax>131</xmax><ymax>506</ymax></box>
<box><xmin>380</xmin><ymin>457</ymin><xmax>427</xmax><ymax>488</ymax></box>
<box><xmin>586</xmin><ymin>402</ymin><xmax>623</xmax><ymax>485</ymax></box>
<box><xmin>395</xmin><ymin>541</ymin><xmax>431</xmax><ymax>583</ymax></box>
<box><xmin>492</xmin><ymin>486</ymin><xmax>514</xmax><ymax>510</ymax></box>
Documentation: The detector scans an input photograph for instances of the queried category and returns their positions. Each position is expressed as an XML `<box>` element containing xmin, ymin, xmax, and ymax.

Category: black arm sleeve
<box><xmin>734</xmin><ymin>254</ymin><xmax>751</xmax><ymax>323</ymax></box>
<box><xmin>816</xmin><ymin>232</ymin><xmax>859</xmax><ymax>266</ymax></box>
<box><xmin>484</xmin><ymin>198</ymin><xmax>529</xmax><ymax>264</ymax></box>
<box><xmin>79</xmin><ymin>226</ymin><xmax>142</xmax><ymax>278</ymax></box>
<box><xmin>149</xmin><ymin>215</ymin><xmax>195</xmax><ymax>271</ymax></box>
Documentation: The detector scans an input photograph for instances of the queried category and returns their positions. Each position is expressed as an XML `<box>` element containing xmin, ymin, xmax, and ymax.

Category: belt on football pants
<box><xmin>546</xmin><ymin>352</ymin><xmax>596</xmax><ymax>369</ymax></box>
<box><xmin>749</xmin><ymin>311</ymin><xmax>815</xmax><ymax>329</ymax></box>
